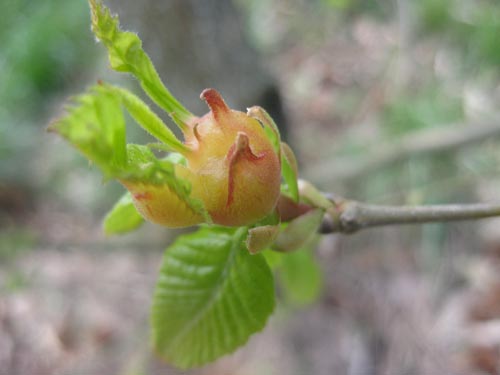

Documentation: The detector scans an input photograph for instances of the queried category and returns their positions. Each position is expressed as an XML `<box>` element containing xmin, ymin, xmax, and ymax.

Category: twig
<box><xmin>308</xmin><ymin>119</ymin><xmax>500</xmax><ymax>185</ymax></box>
<box><xmin>321</xmin><ymin>200</ymin><xmax>500</xmax><ymax>234</ymax></box>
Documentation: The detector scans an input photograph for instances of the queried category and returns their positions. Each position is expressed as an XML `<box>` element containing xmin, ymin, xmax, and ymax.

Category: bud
<box><xmin>126</xmin><ymin>89</ymin><xmax>281</xmax><ymax>227</ymax></box>
<box><xmin>51</xmin><ymin>0</ymin><xmax>285</xmax><ymax>229</ymax></box>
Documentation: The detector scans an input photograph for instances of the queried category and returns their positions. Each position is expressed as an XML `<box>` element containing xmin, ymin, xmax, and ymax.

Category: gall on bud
<box><xmin>126</xmin><ymin>89</ymin><xmax>281</xmax><ymax>227</ymax></box>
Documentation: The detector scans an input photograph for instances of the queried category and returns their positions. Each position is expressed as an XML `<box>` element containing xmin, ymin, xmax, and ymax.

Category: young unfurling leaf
<box><xmin>49</xmin><ymin>84</ymin><xmax>210</xmax><ymax>227</ymax></box>
<box><xmin>103</xmin><ymin>192</ymin><xmax>144</xmax><ymax>235</ymax></box>
<box><xmin>55</xmin><ymin>2</ymin><xmax>285</xmax><ymax>228</ymax></box>
<box><xmin>89</xmin><ymin>0</ymin><xmax>194</xmax><ymax>128</ymax></box>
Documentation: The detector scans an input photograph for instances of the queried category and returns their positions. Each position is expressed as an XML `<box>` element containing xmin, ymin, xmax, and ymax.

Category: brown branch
<box><xmin>321</xmin><ymin>200</ymin><xmax>500</xmax><ymax>234</ymax></box>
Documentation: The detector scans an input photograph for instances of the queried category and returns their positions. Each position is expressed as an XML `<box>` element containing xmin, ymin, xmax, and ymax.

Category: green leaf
<box><xmin>103</xmin><ymin>192</ymin><xmax>144</xmax><ymax>235</ymax></box>
<box><xmin>103</xmin><ymin>84</ymin><xmax>188</xmax><ymax>154</ymax></box>
<box><xmin>262</xmin><ymin>249</ymin><xmax>284</xmax><ymax>270</ymax></box>
<box><xmin>51</xmin><ymin>83</ymin><xmax>187</xmax><ymax>155</ymax></box>
<box><xmin>279</xmin><ymin>247</ymin><xmax>322</xmax><ymax>306</ymax></box>
<box><xmin>89</xmin><ymin>0</ymin><xmax>194</xmax><ymax>130</ymax></box>
<box><xmin>280</xmin><ymin>142</ymin><xmax>299</xmax><ymax>202</ymax></box>
<box><xmin>262</xmin><ymin>245</ymin><xmax>323</xmax><ymax>306</ymax></box>
<box><xmin>49</xmin><ymin>85</ymin><xmax>166</xmax><ymax>181</ymax></box>
<box><xmin>50</xmin><ymin>84</ymin><xmax>209</xmax><ymax>223</ymax></box>
<box><xmin>49</xmin><ymin>84</ymin><xmax>127</xmax><ymax>178</ymax></box>
<box><xmin>151</xmin><ymin>226</ymin><xmax>275</xmax><ymax>369</ymax></box>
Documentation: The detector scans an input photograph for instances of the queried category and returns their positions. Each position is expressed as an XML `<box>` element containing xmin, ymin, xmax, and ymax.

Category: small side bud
<box><xmin>274</xmin><ymin>209</ymin><xmax>324</xmax><ymax>252</ymax></box>
<box><xmin>246</xmin><ymin>225</ymin><xmax>280</xmax><ymax>254</ymax></box>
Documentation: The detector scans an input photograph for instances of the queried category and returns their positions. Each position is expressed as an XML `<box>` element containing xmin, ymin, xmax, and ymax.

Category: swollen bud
<box><xmin>127</xmin><ymin>89</ymin><xmax>281</xmax><ymax>227</ymax></box>
<box><xmin>51</xmin><ymin>1</ymin><xmax>287</xmax><ymax>231</ymax></box>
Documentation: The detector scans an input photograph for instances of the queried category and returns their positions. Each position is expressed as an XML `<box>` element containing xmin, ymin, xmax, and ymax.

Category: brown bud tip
<box><xmin>200</xmin><ymin>88</ymin><xmax>230</xmax><ymax>121</ymax></box>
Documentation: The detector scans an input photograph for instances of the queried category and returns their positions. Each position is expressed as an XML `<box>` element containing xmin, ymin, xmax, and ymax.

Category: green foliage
<box><xmin>0</xmin><ymin>229</ymin><xmax>35</xmax><ymax>261</ymax></box>
<box><xmin>1</xmin><ymin>0</ymin><xmax>94</xmax><ymax>114</ymax></box>
<box><xmin>323</xmin><ymin>0</ymin><xmax>391</xmax><ymax>19</ymax></box>
<box><xmin>50</xmin><ymin>84</ymin><xmax>127</xmax><ymax>177</ymax></box>
<box><xmin>418</xmin><ymin>0</ymin><xmax>451</xmax><ymax>33</ymax></box>
<box><xmin>468</xmin><ymin>7</ymin><xmax>500</xmax><ymax>67</ymax></box>
<box><xmin>49</xmin><ymin>83</ymin><xmax>209</xmax><ymax>222</ymax></box>
<box><xmin>2</xmin><ymin>271</ymin><xmax>30</xmax><ymax>294</ymax></box>
<box><xmin>382</xmin><ymin>86</ymin><xmax>463</xmax><ymax>137</ymax></box>
<box><xmin>105</xmin><ymin>86</ymin><xmax>188</xmax><ymax>154</ymax></box>
<box><xmin>89</xmin><ymin>0</ymin><xmax>194</xmax><ymax>127</ymax></box>
<box><xmin>0</xmin><ymin>0</ymin><xmax>96</xmax><ymax>182</ymax></box>
<box><xmin>264</xmin><ymin>244</ymin><xmax>323</xmax><ymax>306</ymax></box>
<box><xmin>322</xmin><ymin>0</ymin><xmax>352</xmax><ymax>10</ymax></box>
<box><xmin>103</xmin><ymin>192</ymin><xmax>144</xmax><ymax>235</ymax></box>
<box><xmin>278</xmin><ymin>247</ymin><xmax>323</xmax><ymax>306</ymax></box>
<box><xmin>151</xmin><ymin>227</ymin><xmax>275</xmax><ymax>369</ymax></box>
<box><xmin>417</xmin><ymin>0</ymin><xmax>500</xmax><ymax>70</ymax></box>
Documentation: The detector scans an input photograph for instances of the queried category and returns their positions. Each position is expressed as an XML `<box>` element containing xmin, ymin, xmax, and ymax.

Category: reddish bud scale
<box><xmin>127</xmin><ymin>89</ymin><xmax>281</xmax><ymax>227</ymax></box>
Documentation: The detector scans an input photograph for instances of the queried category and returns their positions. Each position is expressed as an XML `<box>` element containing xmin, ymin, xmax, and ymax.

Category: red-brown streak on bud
<box><xmin>200</xmin><ymin>89</ymin><xmax>230</xmax><ymax>122</ymax></box>
<box><xmin>134</xmin><ymin>192</ymin><xmax>151</xmax><ymax>201</ymax></box>
<box><xmin>225</xmin><ymin>132</ymin><xmax>265</xmax><ymax>207</ymax></box>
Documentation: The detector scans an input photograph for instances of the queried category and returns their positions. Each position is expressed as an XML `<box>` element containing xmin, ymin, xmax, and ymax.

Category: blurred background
<box><xmin>2</xmin><ymin>0</ymin><xmax>500</xmax><ymax>374</ymax></box>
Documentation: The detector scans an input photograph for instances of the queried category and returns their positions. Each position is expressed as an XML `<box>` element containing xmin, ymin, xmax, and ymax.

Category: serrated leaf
<box><xmin>49</xmin><ymin>85</ymin><xmax>163</xmax><ymax>181</ymax></box>
<box><xmin>151</xmin><ymin>226</ymin><xmax>275</xmax><ymax>369</ymax></box>
<box><xmin>89</xmin><ymin>0</ymin><xmax>194</xmax><ymax>129</ymax></box>
<box><xmin>279</xmin><ymin>246</ymin><xmax>322</xmax><ymax>306</ymax></box>
<box><xmin>50</xmin><ymin>84</ymin><xmax>209</xmax><ymax>224</ymax></box>
<box><xmin>103</xmin><ymin>192</ymin><xmax>144</xmax><ymax>235</ymax></box>
<box><xmin>49</xmin><ymin>84</ymin><xmax>127</xmax><ymax>178</ymax></box>
<box><xmin>281</xmin><ymin>142</ymin><xmax>299</xmax><ymax>202</ymax></box>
